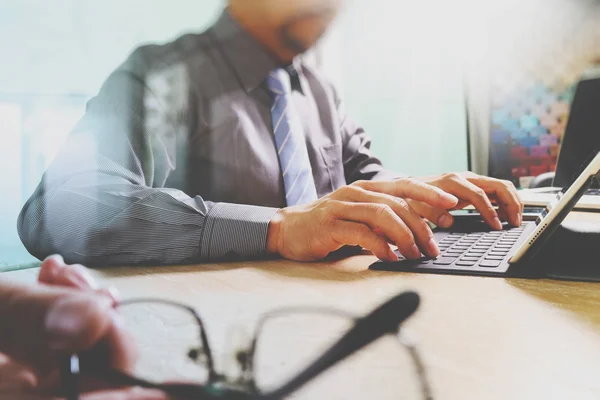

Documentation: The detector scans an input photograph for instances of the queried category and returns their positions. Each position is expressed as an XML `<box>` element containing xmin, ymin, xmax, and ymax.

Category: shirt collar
<box><xmin>211</xmin><ymin>10</ymin><xmax>306</xmax><ymax>94</ymax></box>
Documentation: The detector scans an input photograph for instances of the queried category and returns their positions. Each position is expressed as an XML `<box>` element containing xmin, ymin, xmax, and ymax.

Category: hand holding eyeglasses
<box><xmin>0</xmin><ymin>255</ymin><xmax>167</xmax><ymax>400</ymax></box>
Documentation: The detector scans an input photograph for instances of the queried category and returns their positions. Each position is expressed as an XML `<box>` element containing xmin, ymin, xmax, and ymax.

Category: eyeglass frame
<box><xmin>61</xmin><ymin>291</ymin><xmax>434</xmax><ymax>400</ymax></box>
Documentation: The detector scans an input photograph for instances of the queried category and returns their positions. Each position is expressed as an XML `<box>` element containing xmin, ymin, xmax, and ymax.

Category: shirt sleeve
<box><xmin>17</xmin><ymin>51</ymin><xmax>277</xmax><ymax>266</ymax></box>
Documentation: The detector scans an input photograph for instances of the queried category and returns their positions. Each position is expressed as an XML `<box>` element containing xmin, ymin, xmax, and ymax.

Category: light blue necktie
<box><xmin>266</xmin><ymin>68</ymin><xmax>318</xmax><ymax>206</ymax></box>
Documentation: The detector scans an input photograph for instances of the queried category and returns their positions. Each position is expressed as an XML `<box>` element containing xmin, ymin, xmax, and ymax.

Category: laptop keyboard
<box><xmin>408</xmin><ymin>225</ymin><xmax>527</xmax><ymax>269</ymax></box>
<box><xmin>587</xmin><ymin>188</ymin><xmax>600</xmax><ymax>196</ymax></box>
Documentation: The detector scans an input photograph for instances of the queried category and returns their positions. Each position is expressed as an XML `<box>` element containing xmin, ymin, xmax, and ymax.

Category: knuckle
<box><xmin>320</xmin><ymin>198</ymin><xmax>334</xmax><ymax>209</ymax></box>
<box><xmin>474</xmin><ymin>187</ymin><xmax>487</xmax><ymax>198</ymax></box>
<box><xmin>346</xmin><ymin>184</ymin><xmax>365</xmax><ymax>196</ymax></box>
<box><xmin>394</xmin><ymin>198</ymin><xmax>411</xmax><ymax>213</ymax></box>
<box><xmin>444</xmin><ymin>172</ymin><xmax>461</xmax><ymax>180</ymax></box>
<box><xmin>502</xmin><ymin>180</ymin><xmax>516</xmax><ymax>190</ymax></box>
<box><xmin>319</xmin><ymin>200</ymin><xmax>338</xmax><ymax>218</ymax></box>
<box><xmin>351</xmin><ymin>180</ymin><xmax>369</xmax><ymax>188</ymax></box>
<box><xmin>373</xmin><ymin>204</ymin><xmax>394</xmax><ymax>220</ymax></box>
<box><xmin>398</xmin><ymin>177</ymin><xmax>416</xmax><ymax>186</ymax></box>
<box><xmin>339</xmin><ymin>184</ymin><xmax>354</xmax><ymax>194</ymax></box>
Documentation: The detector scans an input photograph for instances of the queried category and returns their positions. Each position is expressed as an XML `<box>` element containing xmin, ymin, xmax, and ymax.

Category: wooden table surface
<box><xmin>4</xmin><ymin>212</ymin><xmax>600</xmax><ymax>399</ymax></box>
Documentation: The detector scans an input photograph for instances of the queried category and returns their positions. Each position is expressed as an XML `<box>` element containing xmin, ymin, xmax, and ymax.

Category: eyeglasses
<box><xmin>62</xmin><ymin>291</ymin><xmax>433</xmax><ymax>399</ymax></box>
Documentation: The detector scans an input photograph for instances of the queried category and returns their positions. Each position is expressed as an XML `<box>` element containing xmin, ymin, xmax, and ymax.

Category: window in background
<box><xmin>0</xmin><ymin>101</ymin><xmax>24</xmax><ymax>267</ymax></box>
<box><xmin>317</xmin><ymin>0</ymin><xmax>470</xmax><ymax>177</ymax></box>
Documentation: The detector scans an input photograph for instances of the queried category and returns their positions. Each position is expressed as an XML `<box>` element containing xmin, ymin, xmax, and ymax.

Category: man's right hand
<box><xmin>267</xmin><ymin>179</ymin><xmax>458</xmax><ymax>262</ymax></box>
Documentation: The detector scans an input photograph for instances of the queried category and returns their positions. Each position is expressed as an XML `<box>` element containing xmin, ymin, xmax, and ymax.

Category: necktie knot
<box><xmin>266</xmin><ymin>68</ymin><xmax>292</xmax><ymax>96</ymax></box>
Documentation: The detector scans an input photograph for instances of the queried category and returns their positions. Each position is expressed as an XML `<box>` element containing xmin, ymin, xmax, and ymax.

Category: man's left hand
<box><xmin>408</xmin><ymin>172</ymin><xmax>524</xmax><ymax>230</ymax></box>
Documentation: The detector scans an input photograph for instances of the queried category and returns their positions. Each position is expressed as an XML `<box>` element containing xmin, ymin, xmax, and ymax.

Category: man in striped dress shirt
<box><xmin>18</xmin><ymin>0</ymin><xmax>523</xmax><ymax>266</ymax></box>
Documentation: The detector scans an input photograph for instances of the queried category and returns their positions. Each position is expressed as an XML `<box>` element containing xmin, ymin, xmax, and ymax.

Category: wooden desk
<box><xmin>4</xmin><ymin>213</ymin><xmax>600</xmax><ymax>399</ymax></box>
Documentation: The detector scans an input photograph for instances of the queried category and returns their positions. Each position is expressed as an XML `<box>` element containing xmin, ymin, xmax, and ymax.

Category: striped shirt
<box><xmin>17</xmin><ymin>10</ymin><xmax>396</xmax><ymax>266</ymax></box>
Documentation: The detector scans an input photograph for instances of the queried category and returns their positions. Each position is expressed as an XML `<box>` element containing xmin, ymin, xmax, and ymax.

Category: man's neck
<box><xmin>226</xmin><ymin>6</ymin><xmax>296</xmax><ymax>64</ymax></box>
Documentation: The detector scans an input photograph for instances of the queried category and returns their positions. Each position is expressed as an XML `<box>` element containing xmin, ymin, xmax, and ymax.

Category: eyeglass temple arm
<box><xmin>261</xmin><ymin>291</ymin><xmax>421</xmax><ymax>400</ymax></box>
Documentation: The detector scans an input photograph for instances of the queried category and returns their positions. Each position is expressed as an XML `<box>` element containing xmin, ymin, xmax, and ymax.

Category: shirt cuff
<box><xmin>200</xmin><ymin>203</ymin><xmax>279</xmax><ymax>261</ymax></box>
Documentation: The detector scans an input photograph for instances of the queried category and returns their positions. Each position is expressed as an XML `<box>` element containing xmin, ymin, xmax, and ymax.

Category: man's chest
<box><xmin>179</xmin><ymin>89</ymin><xmax>346</xmax><ymax>205</ymax></box>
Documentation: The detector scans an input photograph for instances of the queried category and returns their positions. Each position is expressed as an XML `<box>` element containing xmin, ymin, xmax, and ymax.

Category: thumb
<box><xmin>38</xmin><ymin>255</ymin><xmax>98</xmax><ymax>291</ymax></box>
<box><xmin>38</xmin><ymin>255</ymin><xmax>120</xmax><ymax>305</ymax></box>
<box><xmin>0</xmin><ymin>282</ymin><xmax>118</xmax><ymax>373</ymax></box>
<box><xmin>407</xmin><ymin>200</ymin><xmax>454</xmax><ymax>229</ymax></box>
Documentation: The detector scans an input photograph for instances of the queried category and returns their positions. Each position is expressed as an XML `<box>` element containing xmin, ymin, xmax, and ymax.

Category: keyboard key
<box><xmin>433</xmin><ymin>258</ymin><xmax>456</xmax><ymax>265</ymax></box>
<box><xmin>485</xmin><ymin>255</ymin><xmax>505</xmax><ymax>260</ymax></box>
<box><xmin>460</xmin><ymin>256</ymin><xmax>481</xmax><ymax>261</ymax></box>
<box><xmin>453</xmin><ymin>245</ymin><xmax>470</xmax><ymax>250</ymax></box>
<box><xmin>479</xmin><ymin>260</ymin><xmax>501</xmax><ymax>268</ymax></box>
<box><xmin>489</xmin><ymin>251</ymin><xmax>508</xmax><ymax>257</ymax></box>
<box><xmin>466</xmin><ymin>253</ymin><xmax>485</xmax><ymax>258</ymax></box>
<box><xmin>495</xmin><ymin>244</ymin><xmax>513</xmax><ymax>249</ymax></box>
<box><xmin>444</xmin><ymin>252</ymin><xmax>463</xmax><ymax>257</ymax></box>
<box><xmin>442</xmin><ymin>240</ymin><xmax>458</xmax><ymax>245</ymax></box>
<box><xmin>456</xmin><ymin>260</ymin><xmax>476</xmax><ymax>267</ymax></box>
